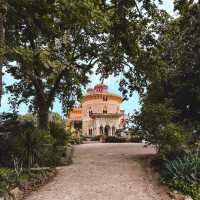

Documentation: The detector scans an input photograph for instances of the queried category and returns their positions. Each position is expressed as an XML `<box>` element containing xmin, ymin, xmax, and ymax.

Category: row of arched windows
<box><xmin>88</xmin><ymin>106</ymin><xmax>108</xmax><ymax>115</ymax></box>
<box><xmin>99</xmin><ymin>125</ymin><xmax>116</xmax><ymax>135</ymax></box>
<box><xmin>88</xmin><ymin>126</ymin><xmax>116</xmax><ymax>136</ymax></box>
<box><xmin>88</xmin><ymin>106</ymin><xmax>120</xmax><ymax>115</ymax></box>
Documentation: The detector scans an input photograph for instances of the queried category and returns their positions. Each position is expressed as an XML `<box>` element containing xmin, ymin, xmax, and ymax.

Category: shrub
<box><xmin>104</xmin><ymin>136</ymin><xmax>126</xmax><ymax>143</ymax></box>
<box><xmin>0</xmin><ymin>167</ymin><xmax>56</xmax><ymax>197</ymax></box>
<box><xmin>80</xmin><ymin>135</ymin><xmax>87</xmax><ymax>142</ymax></box>
<box><xmin>0</xmin><ymin>114</ymin><xmax>69</xmax><ymax>168</ymax></box>
<box><xmin>0</xmin><ymin>168</ymin><xmax>16</xmax><ymax>196</ymax></box>
<box><xmin>0</xmin><ymin>121</ymin><xmax>53</xmax><ymax>168</ymax></box>
<box><xmin>158</xmin><ymin>123</ymin><xmax>190</xmax><ymax>158</ymax></box>
<box><xmin>128</xmin><ymin>136</ymin><xmax>142</xmax><ymax>143</ymax></box>
<box><xmin>49</xmin><ymin>122</ymin><xmax>69</xmax><ymax>146</ymax></box>
<box><xmin>90</xmin><ymin>135</ymin><xmax>101</xmax><ymax>141</ymax></box>
<box><xmin>0</xmin><ymin>113</ymin><xmax>73</xmax><ymax>168</ymax></box>
<box><xmin>161</xmin><ymin>153</ymin><xmax>200</xmax><ymax>200</ymax></box>
<box><xmin>68</xmin><ymin>131</ymin><xmax>83</xmax><ymax>144</ymax></box>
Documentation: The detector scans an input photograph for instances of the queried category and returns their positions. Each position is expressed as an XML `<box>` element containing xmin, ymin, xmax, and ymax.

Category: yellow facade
<box><xmin>67</xmin><ymin>84</ymin><xmax>125</xmax><ymax>136</ymax></box>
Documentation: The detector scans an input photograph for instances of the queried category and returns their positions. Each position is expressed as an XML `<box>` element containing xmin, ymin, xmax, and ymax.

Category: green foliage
<box><xmin>158</xmin><ymin>123</ymin><xmax>189</xmax><ymax>156</ymax></box>
<box><xmin>161</xmin><ymin>154</ymin><xmax>200</xmax><ymax>200</ymax></box>
<box><xmin>67</xmin><ymin>131</ymin><xmax>83</xmax><ymax>145</ymax></box>
<box><xmin>2</xmin><ymin>0</ymin><xmax>110</xmax><ymax>129</ymax></box>
<box><xmin>0</xmin><ymin>168</ymin><xmax>16</xmax><ymax>196</ymax></box>
<box><xmin>127</xmin><ymin>2</ymin><xmax>200</xmax><ymax>161</ymax></box>
<box><xmin>96</xmin><ymin>0</ymin><xmax>170</xmax><ymax>97</ymax></box>
<box><xmin>18</xmin><ymin>113</ymin><xmax>34</xmax><ymax>123</ymax></box>
<box><xmin>0</xmin><ymin>113</ymin><xmax>71</xmax><ymax>168</ymax></box>
<box><xmin>104</xmin><ymin>136</ymin><xmax>126</xmax><ymax>143</ymax></box>
<box><xmin>49</xmin><ymin>112</ymin><xmax>65</xmax><ymax>128</ymax></box>
<box><xmin>0</xmin><ymin>119</ymin><xmax>53</xmax><ymax>168</ymax></box>
<box><xmin>47</xmin><ymin>122</ymin><xmax>70</xmax><ymax>165</ymax></box>
<box><xmin>126</xmin><ymin>3</ymin><xmax>200</xmax><ymax>198</ymax></box>
<box><xmin>128</xmin><ymin>135</ymin><xmax>142</xmax><ymax>143</ymax></box>
<box><xmin>0</xmin><ymin>168</ymin><xmax>56</xmax><ymax>197</ymax></box>
<box><xmin>133</xmin><ymin>101</ymin><xmax>190</xmax><ymax>158</ymax></box>
<box><xmin>90</xmin><ymin>135</ymin><xmax>101</xmax><ymax>141</ymax></box>
<box><xmin>49</xmin><ymin>122</ymin><xmax>68</xmax><ymax>146</ymax></box>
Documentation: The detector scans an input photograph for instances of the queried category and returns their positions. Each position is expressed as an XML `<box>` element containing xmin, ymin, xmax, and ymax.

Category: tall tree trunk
<box><xmin>38</xmin><ymin>101</ymin><xmax>49</xmax><ymax>130</ymax></box>
<box><xmin>0</xmin><ymin>0</ymin><xmax>6</xmax><ymax>105</ymax></box>
<box><xmin>33</xmin><ymin>78</ymin><xmax>50</xmax><ymax>130</ymax></box>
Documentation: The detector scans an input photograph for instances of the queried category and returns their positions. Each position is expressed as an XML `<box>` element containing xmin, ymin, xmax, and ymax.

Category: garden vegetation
<box><xmin>0</xmin><ymin>0</ymin><xmax>200</xmax><ymax>199</ymax></box>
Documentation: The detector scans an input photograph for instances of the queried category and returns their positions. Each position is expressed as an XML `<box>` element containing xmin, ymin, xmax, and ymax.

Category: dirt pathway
<box><xmin>25</xmin><ymin>143</ymin><xmax>170</xmax><ymax>200</ymax></box>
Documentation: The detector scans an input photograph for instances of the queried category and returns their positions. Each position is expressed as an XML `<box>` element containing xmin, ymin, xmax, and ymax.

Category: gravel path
<box><xmin>25</xmin><ymin>143</ymin><xmax>171</xmax><ymax>200</ymax></box>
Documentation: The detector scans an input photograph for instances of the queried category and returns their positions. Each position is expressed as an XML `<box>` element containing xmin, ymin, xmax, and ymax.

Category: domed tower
<box><xmin>67</xmin><ymin>84</ymin><xmax>125</xmax><ymax>136</ymax></box>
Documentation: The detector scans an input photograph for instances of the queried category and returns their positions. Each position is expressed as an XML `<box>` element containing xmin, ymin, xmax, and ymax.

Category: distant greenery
<box><xmin>18</xmin><ymin>113</ymin><xmax>34</xmax><ymax>122</ymax></box>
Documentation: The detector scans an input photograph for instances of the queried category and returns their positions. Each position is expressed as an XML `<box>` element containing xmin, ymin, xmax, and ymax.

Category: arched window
<box><xmin>100</xmin><ymin>126</ymin><xmax>104</xmax><ymax>135</ymax></box>
<box><xmin>90</xmin><ymin>128</ymin><xmax>93</xmax><ymax>136</ymax></box>
<box><xmin>104</xmin><ymin>125</ymin><xmax>110</xmax><ymax>136</ymax></box>
<box><xmin>88</xmin><ymin>128</ymin><xmax>93</xmax><ymax>136</ymax></box>
<box><xmin>88</xmin><ymin>107</ymin><xmax>93</xmax><ymax>116</ymax></box>
<box><xmin>103</xmin><ymin>105</ymin><xmax>107</xmax><ymax>114</ymax></box>
<box><xmin>112</xmin><ymin>126</ymin><xmax>116</xmax><ymax>135</ymax></box>
<box><xmin>103</xmin><ymin>96</ymin><xmax>108</xmax><ymax>101</ymax></box>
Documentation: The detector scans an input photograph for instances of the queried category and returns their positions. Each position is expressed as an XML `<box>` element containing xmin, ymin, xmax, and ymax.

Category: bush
<box><xmin>90</xmin><ymin>135</ymin><xmax>101</xmax><ymax>141</ymax></box>
<box><xmin>0</xmin><ymin>119</ymin><xmax>53</xmax><ymax>168</ymax></box>
<box><xmin>0</xmin><ymin>167</ymin><xmax>56</xmax><ymax>197</ymax></box>
<box><xmin>49</xmin><ymin>122</ymin><xmax>69</xmax><ymax>146</ymax></box>
<box><xmin>104</xmin><ymin>136</ymin><xmax>126</xmax><ymax>143</ymax></box>
<box><xmin>128</xmin><ymin>136</ymin><xmax>142</xmax><ymax>143</ymax></box>
<box><xmin>67</xmin><ymin>131</ymin><xmax>83</xmax><ymax>144</ymax></box>
<box><xmin>161</xmin><ymin>153</ymin><xmax>200</xmax><ymax>200</ymax></box>
<box><xmin>0</xmin><ymin>114</ymin><xmax>71</xmax><ymax>168</ymax></box>
<box><xmin>0</xmin><ymin>168</ymin><xmax>16</xmax><ymax>196</ymax></box>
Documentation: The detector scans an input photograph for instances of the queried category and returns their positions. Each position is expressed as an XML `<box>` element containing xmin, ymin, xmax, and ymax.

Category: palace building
<box><xmin>67</xmin><ymin>83</ymin><xmax>125</xmax><ymax>136</ymax></box>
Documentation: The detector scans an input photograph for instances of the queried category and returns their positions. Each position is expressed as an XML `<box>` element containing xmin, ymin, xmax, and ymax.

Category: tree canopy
<box><xmin>2</xmin><ymin>0</ymin><xmax>109</xmax><ymax>129</ymax></box>
<box><xmin>96</xmin><ymin>0</ymin><xmax>170</xmax><ymax>97</ymax></box>
<box><xmin>131</xmin><ymin>0</ymin><xmax>200</xmax><ymax>156</ymax></box>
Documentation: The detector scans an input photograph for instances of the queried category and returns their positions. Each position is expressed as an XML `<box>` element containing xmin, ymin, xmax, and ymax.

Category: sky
<box><xmin>0</xmin><ymin>1</ymin><xmax>174</xmax><ymax>117</ymax></box>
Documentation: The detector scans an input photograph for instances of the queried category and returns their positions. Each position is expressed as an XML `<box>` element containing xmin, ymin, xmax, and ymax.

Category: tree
<box><xmin>0</xmin><ymin>0</ymin><xmax>6</xmax><ymax>104</ymax></box>
<box><xmin>132</xmin><ymin>1</ymin><xmax>200</xmax><ymax>155</ymax></box>
<box><xmin>95</xmin><ymin>0</ymin><xmax>170</xmax><ymax>97</ymax></box>
<box><xmin>3</xmin><ymin>0</ymin><xmax>108</xmax><ymax>129</ymax></box>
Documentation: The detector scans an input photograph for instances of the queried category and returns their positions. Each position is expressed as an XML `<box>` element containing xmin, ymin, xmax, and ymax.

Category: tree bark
<box><xmin>0</xmin><ymin>0</ymin><xmax>6</xmax><ymax>105</ymax></box>
<box><xmin>34</xmin><ymin>86</ymin><xmax>49</xmax><ymax>130</ymax></box>
<box><xmin>38</xmin><ymin>102</ymin><xmax>49</xmax><ymax>130</ymax></box>
<box><xmin>33</xmin><ymin>77</ymin><xmax>50</xmax><ymax>130</ymax></box>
